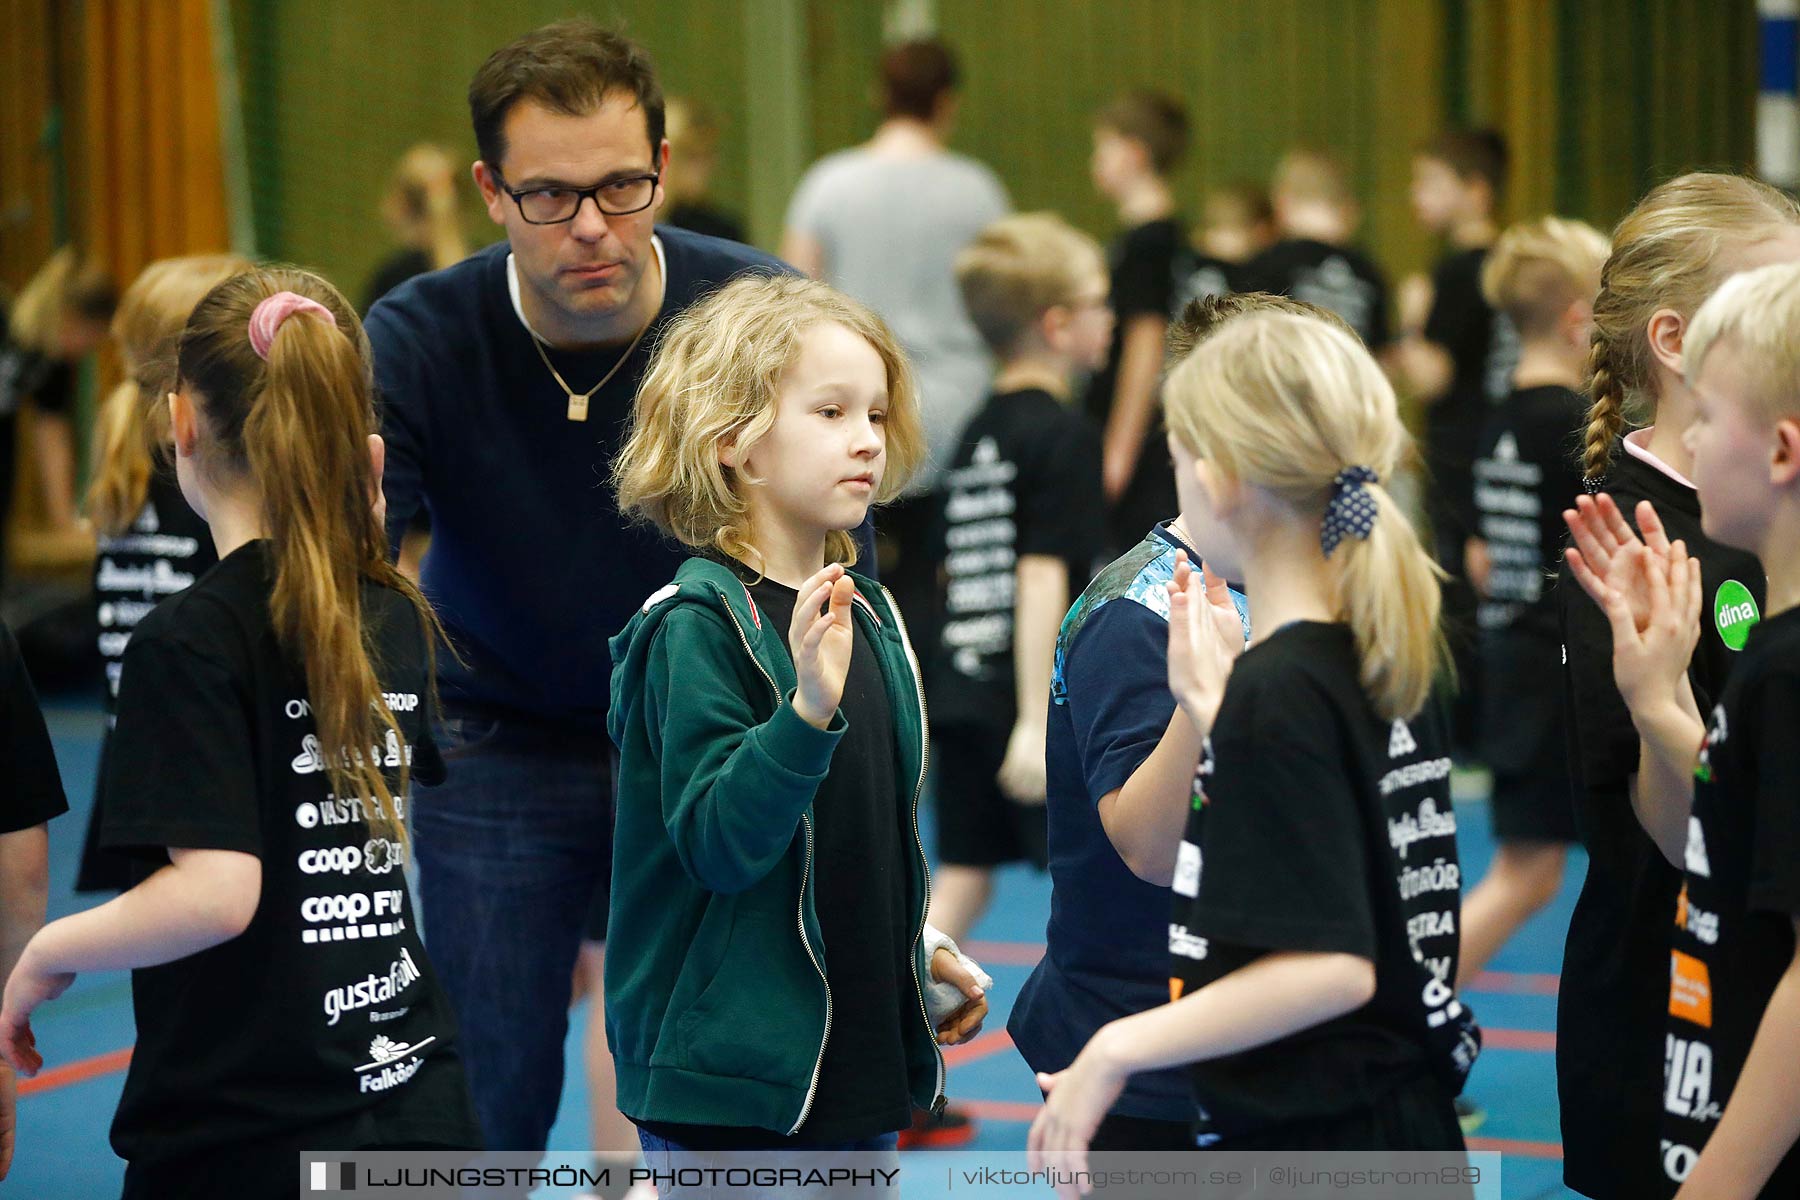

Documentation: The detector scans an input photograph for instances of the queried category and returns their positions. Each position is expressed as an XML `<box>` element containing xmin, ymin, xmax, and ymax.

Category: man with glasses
<box><xmin>363</xmin><ymin>20</ymin><xmax>786</xmax><ymax>1162</ymax></box>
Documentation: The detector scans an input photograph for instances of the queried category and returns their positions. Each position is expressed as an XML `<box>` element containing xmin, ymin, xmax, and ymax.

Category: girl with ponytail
<box><xmin>75</xmin><ymin>254</ymin><xmax>246</xmax><ymax>895</ymax></box>
<box><xmin>0</xmin><ymin>267</ymin><xmax>478</xmax><ymax>1197</ymax></box>
<box><xmin>1554</xmin><ymin>173</ymin><xmax>1800</xmax><ymax>1200</ymax></box>
<box><xmin>1031</xmin><ymin>312</ymin><xmax>1476</xmax><ymax>1162</ymax></box>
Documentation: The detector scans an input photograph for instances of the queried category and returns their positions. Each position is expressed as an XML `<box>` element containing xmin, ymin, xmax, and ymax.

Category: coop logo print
<box><xmin>298</xmin><ymin>838</ymin><xmax>405</xmax><ymax>876</ymax></box>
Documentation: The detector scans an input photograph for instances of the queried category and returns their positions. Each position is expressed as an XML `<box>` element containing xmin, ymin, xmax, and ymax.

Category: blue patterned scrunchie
<box><xmin>1321</xmin><ymin>465</ymin><xmax>1380</xmax><ymax>557</ymax></box>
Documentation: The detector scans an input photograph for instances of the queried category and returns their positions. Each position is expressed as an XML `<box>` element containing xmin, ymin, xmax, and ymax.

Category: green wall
<box><xmin>231</xmin><ymin>0</ymin><xmax>1759</xmax><ymax>303</ymax></box>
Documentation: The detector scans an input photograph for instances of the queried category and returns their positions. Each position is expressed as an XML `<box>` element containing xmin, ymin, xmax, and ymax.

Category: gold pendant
<box><xmin>567</xmin><ymin>392</ymin><xmax>590</xmax><ymax>422</ymax></box>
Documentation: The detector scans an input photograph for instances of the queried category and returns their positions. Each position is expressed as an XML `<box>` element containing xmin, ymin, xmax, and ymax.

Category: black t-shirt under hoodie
<box><xmin>100</xmin><ymin>540</ymin><xmax>477</xmax><ymax>1166</ymax></box>
<box><xmin>1556</xmin><ymin>440</ymin><xmax>1766</xmax><ymax>1199</ymax></box>
<box><xmin>640</xmin><ymin>570</ymin><xmax>915</xmax><ymax>1148</ymax></box>
<box><xmin>1169</xmin><ymin>622</ymin><xmax>1477</xmax><ymax>1145</ymax></box>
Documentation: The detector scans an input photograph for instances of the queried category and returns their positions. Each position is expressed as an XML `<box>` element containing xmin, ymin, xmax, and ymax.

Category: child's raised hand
<box><xmin>789</xmin><ymin>565</ymin><xmax>857</xmax><ymax>730</ymax></box>
<box><xmin>1601</xmin><ymin>540</ymin><xmax>1702</xmax><ymax>716</ymax></box>
<box><xmin>1564</xmin><ymin>495</ymin><xmax>1672</xmax><ymax>633</ymax></box>
<box><xmin>1166</xmin><ymin>551</ymin><xmax>1242</xmax><ymax>731</ymax></box>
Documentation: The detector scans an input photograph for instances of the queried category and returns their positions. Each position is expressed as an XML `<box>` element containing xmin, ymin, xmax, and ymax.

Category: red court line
<box><xmin>1482</xmin><ymin>1027</ymin><xmax>1557</xmax><ymax>1052</ymax></box>
<box><xmin>1468</xmin><ymin>970</ymin><xmax>1560</xmax><ymax>996</ymax></box>
<box><xmin>1467</xmin><ymin>1135</ymin><xmax>1563</xmax><ymax>1159</ymax></box>
<box><xmin>18</xmin><ymin>1046</ymin><xmax>133</xmax><ymax>1096</ymax></box>
<box><xmin>944</xmin><ymin>1029</ymin><xmax>1014</xmax><ymax>1067</ymax></box>
<box><xmin>964</xmin><ymin>940</ymin><xmax>1046</xmax><ymax>966</ymax></box>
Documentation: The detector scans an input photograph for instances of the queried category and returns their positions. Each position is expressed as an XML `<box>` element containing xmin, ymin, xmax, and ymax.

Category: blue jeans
<box><xmin>636</xmin><ymin>1129</ymin><xmax>901</xmax><ymax>1199</ymax></box>
<box><xmin>413</xmin><ymin>709</ymin><xmax>615</xmax><ymax>1153</ymax></box>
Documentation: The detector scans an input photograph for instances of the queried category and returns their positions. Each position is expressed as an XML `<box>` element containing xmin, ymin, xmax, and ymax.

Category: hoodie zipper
<box><xmin>878</xmin><ymin>583</ymin><xmax>948</xmax><ymax>1115</ymax></box>
<box><xmin>711</xmin><ymin>589</ymin><xmax>833</xmax><ymax>1136</ymax></box>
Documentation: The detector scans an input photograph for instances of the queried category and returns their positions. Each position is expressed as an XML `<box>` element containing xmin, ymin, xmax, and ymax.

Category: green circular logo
<box><xmin>1714</xmin><ymin>580</ymin><xmax>1760</xmax><ymax>651</ymax></box>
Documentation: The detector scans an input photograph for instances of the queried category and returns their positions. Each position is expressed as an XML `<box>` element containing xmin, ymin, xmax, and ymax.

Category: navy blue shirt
<box><xmin>366</xmin><ymin>229</ymin><xmax>790</xmax><ymax>729</ymax></box>
<box><xmin>1008</xmin><ymin>524</ymin><xmax>1248</xmax><ymax>1122</ymax></box>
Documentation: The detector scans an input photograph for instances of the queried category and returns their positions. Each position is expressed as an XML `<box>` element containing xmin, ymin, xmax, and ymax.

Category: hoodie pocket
<box><xmin>676</xmin><ymin>907</ymin><xmax>816</xmax><ymax>1083</ymax></box>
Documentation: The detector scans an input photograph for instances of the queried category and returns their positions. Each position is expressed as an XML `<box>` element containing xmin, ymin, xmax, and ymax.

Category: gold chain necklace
<box><xmin>527</xmin><ymin>244</ymin><xmax>663</xmax><ymax>422</ymax></box>
<box><xmin>1168</xmin><ymin>516</ymin><xmax>1199</xmax><ymax>557</ymax></box>
<box><xmin>530</xmin><ymin>313</ymin><xmax>652</xmax><ymax>422</ymax></box>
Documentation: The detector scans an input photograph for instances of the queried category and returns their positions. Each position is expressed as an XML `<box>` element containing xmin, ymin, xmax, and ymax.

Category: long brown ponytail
<box><xmin>89</xmin><ymin>255</ymin><xmax>249</xmax><ymax>535</ymax></box>
<box><xmin>1583</xmin><ymin>172</ymin><xmax>1800</xmax><ymax>483</ymax></box>
<box><xmin>176</xmin><ymin>267</ymin><xmax>443</xmax><ymax>842</ymax></box>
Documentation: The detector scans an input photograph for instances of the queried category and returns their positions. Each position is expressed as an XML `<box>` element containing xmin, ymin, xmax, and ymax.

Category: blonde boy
<box><xmin>926</xmin><ymin>214</ymin><xmax>1113</xmax><ymax>942</ymax></box>
<box><xmin>1610</xmin><ymin>259</ymin><xmax>1800</xmax><ymax>1195</ymax></box>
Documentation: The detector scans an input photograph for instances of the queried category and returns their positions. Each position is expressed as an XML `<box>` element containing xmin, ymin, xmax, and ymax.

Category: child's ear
<box><xmin>168</xmin><ymin>391</ymin><xmax>199</xmax><ymax>457</ymax></box>
<box><xmin>1646</xmin><ymin>308</ymin><xmax>1685</xmax><ymax>375</ymax></box>
<box><xmin>1773</xmin><ymin>416</ymin><xmax>1800</xmax><ymax>487</ymax></box>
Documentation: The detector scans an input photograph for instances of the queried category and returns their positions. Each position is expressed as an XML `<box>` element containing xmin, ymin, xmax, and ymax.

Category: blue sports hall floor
<box><xmin>15</xmin><ymin>695</ymin><xmax>1580</xmax><ymax>1199</ymax></box>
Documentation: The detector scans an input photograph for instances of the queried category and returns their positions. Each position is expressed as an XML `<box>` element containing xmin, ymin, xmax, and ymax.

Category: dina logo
<box><xmin>1713</xmin><ymin>580</ymin><xmax>1759</xmax><ymax>651</ymax></box>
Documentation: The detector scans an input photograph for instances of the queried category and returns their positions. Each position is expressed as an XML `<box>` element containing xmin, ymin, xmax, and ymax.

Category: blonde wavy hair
<box><xmin>613</xmin><ymin>275</ymin><xmax>926</xmax><ymax>569</ymax></box>
<box><xmin>1164</xmin><ymin>311</ymin><xmax>1445</xmax><ymax>721</ymax></box>
<box><xmin>88</xmin><ymin>254</ymin><xmax>250</xmax><ymax>536</ymax></box>
<box><xmin>1582</xmin><ymin>172</ymin><xmax>1800</xmax><ymax>481</ymax></box>
<box><xmin>1686</xmin><ymin>259</ymin><xmax>1800</xmax><ymax>420</ymax></box>
<box><xmin>1481</xmin><ymin>216</ymin><xmax>1608</xmax><ymax>340</ymax></box>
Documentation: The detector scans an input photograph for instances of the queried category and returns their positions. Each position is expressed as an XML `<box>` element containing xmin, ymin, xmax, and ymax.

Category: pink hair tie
<box><xmin>248</xmin><ymin>291</ymin><xmax>336</xmax><ymax>360</ymax></box>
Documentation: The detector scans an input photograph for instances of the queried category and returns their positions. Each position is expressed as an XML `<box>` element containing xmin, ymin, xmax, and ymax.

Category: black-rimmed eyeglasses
<box><xmin>495</xmin><ymin>171</ymin><xmax>661</xmax><ymax>224</ymax></box>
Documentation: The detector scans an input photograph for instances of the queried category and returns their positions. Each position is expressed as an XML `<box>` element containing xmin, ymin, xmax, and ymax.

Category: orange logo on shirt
<box><xmin>1669</xmin><ymin>950</ymin><xmax>1713</xmax><ymax>1029</ymax></box>
<box><xmin>1170</xmin><ymin>978</ymin><xmax>1184</xmax><ymax>1003</ymax></box>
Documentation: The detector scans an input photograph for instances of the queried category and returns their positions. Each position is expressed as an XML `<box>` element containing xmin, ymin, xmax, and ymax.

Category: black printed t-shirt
<box><xmin>643</xmin><ymin>573</ymin><xmax>914</xmax><ymax>1148</ymax></box>
<box><xmin>79</xmin><ymin>473</ymin><xmax>219</xmax><ymax>892</ymax></box>
<box><xmin>931</xmin><ymin>388</ymin><xmax>1105</xmax><ymax>732</ymax></box>
<box><xmin>1660</xmin><ymin>608</ymin><xmax>1800</xmax><ymax>1194</ymax></box>
<box><xmin>1169</xmin><ymin>247</ymin><xmax>1241</xmax><ymax>314</ymax></box>
<box><xmin>1422</xmin><ymin>248</ymin><xmax>1519</xmax><ymax>544</ymax></box>
<box><xmin>94</xmin><ymin>473</ymin><xmax>218</xmax><ymax>723</ymax></box>
<box><xmin>1</xmin><ymin>617</ymin><xmax>68</xmax><ymax>834</ymax></box>
<box><xmin>1169</xmin><ymin>622</ymin><xmax>1475</xmax><ymax>1142</ymax></box>
<box><xmin>1240</xmin><ymin>238</ymin><xmax>1392</xmax><ymax>349</ymax></box>
<box><xmin>1471</xmin><ymin>385</ymin><xmax>1587</xmax><ymax>641</ymax></box>
<box><xmin>100</xmin><ymin>540</ymin><xmax>476</xmax><ymax>1165</ymax></box>
<box><xmin>1084</xmin><ymin>217</ymin><xmax>1187</xmax><ymax>549</ymax></box>
<box><xmin>1556</xmin><ymin>442</ymin><xmax>1766</xmax><ymax>1199</ymax></box>
<box><xmin>1084</xmin><ymin>218</ymin><xmax>1185</xmax><ymax>428</ymax></box>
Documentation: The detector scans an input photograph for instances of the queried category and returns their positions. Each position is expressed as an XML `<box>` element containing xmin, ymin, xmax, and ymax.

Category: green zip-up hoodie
<box><xmin>605</xmin><ymin>555</ymin><xmax>945</xmax><ymax>1136</ymax></box>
